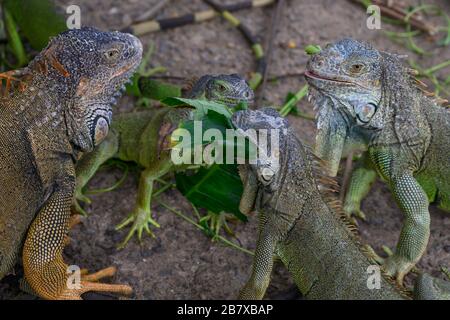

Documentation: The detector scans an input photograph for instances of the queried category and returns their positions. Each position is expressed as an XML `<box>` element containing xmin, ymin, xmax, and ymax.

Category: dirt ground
<box><xmin>0</xmin><ymin>0</ymin><xmax>449</xmax><ymax>299</ymax></box>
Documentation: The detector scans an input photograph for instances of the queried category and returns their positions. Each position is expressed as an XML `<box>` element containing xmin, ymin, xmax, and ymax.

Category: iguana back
<box><xmin>0</xmin><ymin>96</ymin><xmax>48</xmax><ymax>277</ymax></box>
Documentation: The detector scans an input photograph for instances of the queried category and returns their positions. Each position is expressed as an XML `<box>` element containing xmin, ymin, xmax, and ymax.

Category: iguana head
<box><xmin>29</xmin><ymin>27</ymin><xmax>143</xmax><ymax>151</ymax></box>
<box><xmin>305</xmin><ymin>38</ymin><xmax>383</xmax><ymax>124</ymax></box>
<box><xmin>304</xmin><ymin>38</ymin><xmax>408</xmax><ymax>176</ymax></box>
<box><xmin>187</xmin><ymin>74</ymin><xmax>254</xmax><ymax>107</ymax></box>
<box><xmin>232</xmin><ymin>108</ymin><xmax>314</xmax><ymax>219</ymax></box>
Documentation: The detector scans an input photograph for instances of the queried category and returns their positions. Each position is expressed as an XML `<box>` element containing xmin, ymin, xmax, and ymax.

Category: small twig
<box><xmin>127</xmin><ymin>0</ymin><xmax>275</xmax><ymax>36</ymax></box>
<box><xmin>202</xmin><ymin>0</ymin><xmax>269</xmax><ymax>90</ymax></box>
<box><xmin>258</xmin><ymin>0</ymin><xmax>285</xmax><ymax>105</ymax></box>
<box><xmin>279</xmin><ymin>84</ymin><xmax>312</xmax><ymax>119</ymax></box>
<box><xmin>349</xmin><ymin>0</ymin><xmax>438</xmax><ymax>35</ymax></box>
<box><xmin>424</xmin><ymin>60</ymin><xmax>450</xmax><ymax>74</ymax></box>
<box><xmin>85</xmin><ymin>164</ymin><xmax>129</xmax><ymax>195</ymax></box>
<box><xmin>158</xmin><ymin>200</ymin><xmax>254</xmax><ymax>256</ymax></box>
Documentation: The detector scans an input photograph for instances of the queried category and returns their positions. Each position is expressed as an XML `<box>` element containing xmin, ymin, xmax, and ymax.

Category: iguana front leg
<box><xmin>74</xmin><ymin>131</ymin><xmax>119</xmax><ymax>215</ymax></box>
<box><xmin>23</xmin><ymin>159</ymin><xmax>131</xmax><ymax>299</ymax></box>
<box><xmin>116</xmin><ymin>162</ymin><xmax>172</xmax><ymax>248</ymax></box>
<box><xmin>343</xmin><ymin>153</ymin><xmax>377</xmax><ymax>221</ymax></box>
<box><xmin>239</xmin><ymin>217</ymin><xmax>277</xmax><ymax>300</ymax></box>
<box><xmin>371</xmin><ymin>150</ymin><xmax>430</xmax><ymax>285</ymax></box>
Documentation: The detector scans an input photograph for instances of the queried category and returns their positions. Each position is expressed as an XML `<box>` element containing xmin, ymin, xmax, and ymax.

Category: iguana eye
<box><xmin>217</xmin><ymin>84</ymin><xmax>227</xmax><ymax>92</ymax></box>
<box><xmin>349</xmin><ymin>63</ymin><xmax>365</xmax><ymax>74</ymax></box>
<box><xmin>355</xmin><ymin>103</ymin><xmax>377</xmax><ymax>123</ymax></box>
<box><xmin>104</xmin><ymin>49</ymin><xmax>120</xmax><ymax>62</ymax></box>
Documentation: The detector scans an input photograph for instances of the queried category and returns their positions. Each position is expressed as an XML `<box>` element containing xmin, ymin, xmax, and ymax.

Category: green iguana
<box><xmin>74</xmin><ymin>74</ymin><xmax>254</xmax><ymax>248</ymax></box>
<box><xmin>304</xmin><ymin>38</ymin><xmax>450</xmax><ymax>285</ymax></box>
<box><xmin>0</xmin><ymin>27</ymin><xmax>143</xmax><ymax>299</ymax></box>
<box><xmin>232</xmin><ymin>108</ymin><xmax>449</xmax><ymax>300</ymax></box>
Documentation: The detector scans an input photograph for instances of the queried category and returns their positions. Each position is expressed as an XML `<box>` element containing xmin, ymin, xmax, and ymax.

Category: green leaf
<box><xmin>178</xmin><ymin>109</ymin><xmax>229</xmax><ymax>142</ymax></box>
<box><xmin>125</xmin><ymin>73</ymin><xmax>141</xmax><ymax>97</ymax></box>
<box><xmin>4</xmin><ymin>0</ymin><xmax>67</xmax><ymax>50</ymax></box>
<box><xmin>305</xmin><ymin>44</ymin><xmax>321</xmax><ymax>55</ymax></box>
<box><xmin>161</xmin><ymin>97</ymin><xmax>233</xmax><ymax>120</ymax></box>
<box><xmin>3</xmin><ymin>7</ymin><xmax>27</xmax><ymax>67</ymax></box>
<box><xmin>174</xmin><ymin>110</ymin><xmax>253</xmax><ymax>161</ymax></box>
<box><xmin>175</xmin><ymin>164</ymin><xmax>246</xmax><ymax>221</ymax></box>
<box><xmin>234</xmin><ymin>101</ymin><xmax>249</xmax><ymax>112</ymax></box>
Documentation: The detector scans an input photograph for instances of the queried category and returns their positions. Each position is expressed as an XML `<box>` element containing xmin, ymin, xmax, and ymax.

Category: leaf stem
<box><xmin>158</xmin><ymin>200</ymin><xmax>254</xmax><ymax>256</ymax></box>
<box><xmin>279</xmin><ymin>84</ymin><xmax>311</xmax><ymax>119</ymax></box>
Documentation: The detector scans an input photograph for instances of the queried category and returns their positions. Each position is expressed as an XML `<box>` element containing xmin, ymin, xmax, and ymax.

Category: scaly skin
<box><xmin>414</xmin><ymin>273</ymin><xmax>450</xmax><ymax>300</ymax></box>
<box><xmin>74</xmin><ymin>74</ymin><xmax>254</xmax><ymax>248</ymax></box>
<box><xmin>0</xmin><ymin>28</ymin><xmax>142</xmax><ymax>299</ymax></box>
<box><xmin>232</xmin><ymin>108</ymin><xmax>450</xmax><ymax>300</ymax></box>
<box><xmin>305</xmin><ymin>38</ymin><xmax>450</xmax><ymax>285</ymax></box>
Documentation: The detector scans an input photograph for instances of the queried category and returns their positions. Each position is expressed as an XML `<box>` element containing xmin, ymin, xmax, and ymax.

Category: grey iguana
<box><xmin>232</xmin><ymin>108</ymin><xmax>449</xmax><ymax>300</ymax></box>
<box><xmin>305</xmin><ymin>38</ymin><xmax>450</xmax><ymax>285</ymax></box>
<box><xmin>0</xmin><ymin>27</ymin><xmax>142</xmax><ymax>299</ymax></box>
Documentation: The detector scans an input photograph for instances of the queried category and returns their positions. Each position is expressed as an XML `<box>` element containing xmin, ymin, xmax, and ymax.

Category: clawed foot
<box><xmin>363</xmin><ymin>244</ymin><xmax>416</xmax><ymax>286</ymax></box>
<box><xmin>343</xmin><ymin>201</ymin><xmax>366</xmax><ymax>225</ymax></box>
<box><xmin>115</xmin><ymin>207</ymin><xmax>160</xmax><ymax>248</ymax></box>
<box><xmin>58</xmin><ymin>266</ymin><xmax>132</xmax><ymax>300</ymax></box>
<box><xmin>200</xmin><ymin>211</ymin><xmax>236</xmax><ymax>240</ymax></box>
<box><xmin>382</xmin><ymin>255</ymin><xmax>415</xmax><ymax>286</ymax></box>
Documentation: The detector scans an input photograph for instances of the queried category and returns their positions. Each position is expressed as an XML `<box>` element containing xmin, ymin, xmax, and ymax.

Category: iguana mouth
<box><xmin>111</xmin><ymin>58</ymin><xmax>140</xmax><ymax>80</ymax></box>
<box><xmin>304</xmin><ymin>71</ymin><xmax>354</xmax><ymax>85</ymax></box>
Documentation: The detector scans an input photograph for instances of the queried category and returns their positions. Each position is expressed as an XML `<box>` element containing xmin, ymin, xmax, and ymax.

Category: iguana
<box><xmin>304</xmin><ymin>38</ymin><xmax>450</xmax><ymax>285</ymax></box>
<box><xmin>74</xmin><ymin>74</ymin><xmax>254</xmax><ymax>248</ymax></box>
<box><xmin>232</xmin><ymin>108</ymin><xmax>450</xmax><ymax>300</ymax></box>
<box><xmin>0</xmin><ymin>27</ymin><xmax>143</xmax><ymax>299</ymax></box>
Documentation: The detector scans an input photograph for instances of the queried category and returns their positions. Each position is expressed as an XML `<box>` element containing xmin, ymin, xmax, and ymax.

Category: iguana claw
<box><xmin>57</xmin><ymin>266</ymin><xmax>133</xmax><ymax>300</ymax></box>
<box><xmin>365</xmin><ymin>244</ymin><xmax>417</xmax><ymax>285</ymax></box>
<box><xmin>382</xmin><ymin>255</ymin><xmax>414</xmax><ymax>286</ymax></box>
<box><xmin>115</xmin><ymin>207</ymin><xmax>160</xmax><ymax>248</ymax></box>
<box><xmin>343</xmin><ymin>201</ymin><xmax>366</xmax><ymax>222</ymax></box>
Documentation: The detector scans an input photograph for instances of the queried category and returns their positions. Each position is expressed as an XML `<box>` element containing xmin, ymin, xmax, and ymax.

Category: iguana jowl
<box><xmin>232</xmin><ymin>108</ymin><xmax>449</xmax><ymax>300</ymax></box>
<box><xmin>74</xmin><ymin>74</ymin><xmax>254</xmax><ymax>247</ymax></box>
<box><xmin>0</xmin><ymin>27</ymin><xmax>142</xmax><ymax>299</ymax></box>
<box><xmin>305</xmin><ymin>38</ymin><xmax>450</xmax><ymax>285</ymax></box>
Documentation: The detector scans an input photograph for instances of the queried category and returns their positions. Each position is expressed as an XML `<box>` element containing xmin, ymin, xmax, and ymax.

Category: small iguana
<box><xmin>232</xmin><ymin>108</ymin><xmax>449</xmax><ymax>300</ymax></box>
<box><xmin>305</xmin><ymin>38</ymin><xmax>450</xmax><ymax>285</ymax></box>
<box><xmin>74</xmin><ymin>74</ymin><xmax>254</xmax><ymax>247</ymax></box>
<box><xmin>0</xmin><ymin>27</ymin><xmax>143</xmax><ymax>299</ymax></box>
